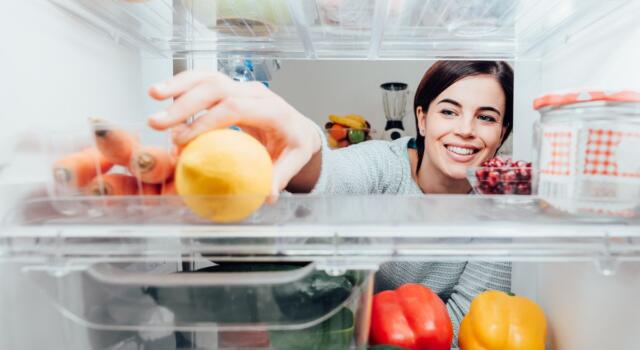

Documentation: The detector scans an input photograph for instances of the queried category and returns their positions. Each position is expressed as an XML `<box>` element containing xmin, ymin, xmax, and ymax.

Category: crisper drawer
<box><xmin>23</xmin><ymin>260</ymin><xmax>373</xmax><ymax>349</ymax></box>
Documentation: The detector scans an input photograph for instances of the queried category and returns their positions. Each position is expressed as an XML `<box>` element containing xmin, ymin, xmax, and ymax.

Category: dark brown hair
<box><xmin>414</xmin><ymin>60</ymin><xmax>513</xmax><ymax>171</ymax></box>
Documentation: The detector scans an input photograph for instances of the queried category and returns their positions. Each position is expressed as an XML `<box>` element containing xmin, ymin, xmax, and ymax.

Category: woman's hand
<box><xmin>147</xmin><ymin>70</ymin><xmax>322</xmax><ymax>199</ymax></box>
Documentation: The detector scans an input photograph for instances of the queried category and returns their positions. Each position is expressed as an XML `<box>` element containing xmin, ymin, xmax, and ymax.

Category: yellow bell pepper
<box><xmin>458</xmin><ymin>290</ymin><xmax>547</xmax><ymax>350</ymax></box>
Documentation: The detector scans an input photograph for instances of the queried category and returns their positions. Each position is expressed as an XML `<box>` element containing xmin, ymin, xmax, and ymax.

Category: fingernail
<box><xmin>149</xmin><ymin>110</ymin><xmax>169</xmax><ymax>123</ymax></box>
<box><xmin>151</xmin><ymin>83</ymin><xmax>168</xmax><ymax>93</ymax></box>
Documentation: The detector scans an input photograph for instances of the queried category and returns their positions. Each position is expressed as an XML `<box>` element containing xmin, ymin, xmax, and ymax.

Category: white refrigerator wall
<box><xmin>514</xmin><ymin>10</ymin><xmax>640</xmax><ymax>350</ymax></box>
<box><xmin>0</xmin><ymin>1</ymin><xmax>158</xmax><ymax>349</ymax></box>
<box><xmin>0</xmin><ymin>0</ymin><xmax>175</xmax><ymax>185</ymax></box>
<box><xmin>270</xmin><ymin>60</ymin><xmax>426</xmax><ymax>138</ymax></box>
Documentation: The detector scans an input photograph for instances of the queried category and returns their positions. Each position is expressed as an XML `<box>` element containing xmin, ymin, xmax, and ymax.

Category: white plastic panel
<box><xmin>0</xmin><ymin>0</ymin><xmax>149</xmax><ymax>186</ymax></box>
<box><xmin>0</xmin><ymin>1</ymin><xmax>151</xmax><ymax>349</ymax></box>
<box><xmin>537</xmin><ymin>262</ymin><xmax>640</xmax><ymax>349</ymax></box>
<box><xmin>522</xmin><ymin>6</ymin><xmax>640</xmax><ymax>350</ymax></box>
<box><xmin>47</xmin><ymin>0</ymin><xmax>636</xmax><ymax>59</ymax></box>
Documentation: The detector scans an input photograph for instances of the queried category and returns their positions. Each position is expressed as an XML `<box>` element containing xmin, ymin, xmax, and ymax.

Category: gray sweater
<box><xmin>311</xmin><ymin>136</ymin><xmax>511</xmax><ymax>343</ymax></box>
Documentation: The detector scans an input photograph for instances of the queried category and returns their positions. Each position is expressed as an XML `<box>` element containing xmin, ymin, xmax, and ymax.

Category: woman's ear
<box><xmin>500</xmin><ymin>126</ymin><xmax>507</xmax><ymax>143</ymax></box>
<box><xmin>416</xmin><ymin>106</ymin><xmax>427</xmax><ymax>136</ymax></box>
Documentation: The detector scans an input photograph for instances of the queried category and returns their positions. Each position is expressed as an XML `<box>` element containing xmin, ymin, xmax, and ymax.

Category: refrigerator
<box><xmin>1</xmin><ymin>0</ymin><xmax>639</xmax><ymax>349</ymax></box>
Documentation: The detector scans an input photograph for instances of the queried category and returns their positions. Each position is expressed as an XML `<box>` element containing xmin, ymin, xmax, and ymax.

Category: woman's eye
<box><xmin>478</xmin><ymin>114</ymin><xmax>497</xmax><ymax>122</ymax></box>
<box><xmin>441</xmin><ymin>109</ymin><xmax>456</xmax><ymax>117</ymax></box>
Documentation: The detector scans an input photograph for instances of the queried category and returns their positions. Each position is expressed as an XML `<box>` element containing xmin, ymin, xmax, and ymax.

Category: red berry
<box><xmin>502</xmin><ymin>170</ymin><xmax>517</xmax><ymax>183</ymax></box>
<box><xmin>503</xmin><ymin>183</ymin><xmax>515</xmax><ymax>194</ymax></box>
<box><xmin>517</xmin><ymin>169</ymin><xmax>531</xmax><ymax>181</ymax></box>
<box><xmin>515</xmin><ymin>160</ymin><xmax>527</xmax><ymax>168</ymax></box>
<box><xmin>487</xmin><ymin>170</ymin><xmax>500</xmax><ymax>187</ymax></box>
<box><xmin>475</xmin><ymin>168</ymin><xmax>488</xmax><ymax>181</ymax></box>
<box><xmin>517</xmin><ymin>183</ymin><xmax>531</xmax><ymax>195</ymax></box>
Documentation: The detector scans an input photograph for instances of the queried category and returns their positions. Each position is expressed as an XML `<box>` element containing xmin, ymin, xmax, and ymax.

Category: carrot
<box><xmin>86</xmin><ymin>173</ymin><xmax>139</xmax><ymax>196</ymax></box>
<box><xmin>91</xmin><ymin>118</ymin><xmax>139</xmax><ymax>166</ymax></box>
<box><xmin>173</xmin><ymin>144</ymin><xmax>185</xmax><ymax>156</ymax></box>
<box><xmin>161</xmin><ymin>180</ymin><xmax>177</xmax><ymax>195</ymax></box>
<box><xmin>140</xmin><ymin>182</ymin><xmax>161</xmax><ymax>195</ymax></box>
<box><xmin>129</xmin><ymin>146</ymin><xmax>176</xmax><ymax>184</ymax></box>
<box><xmin>52</xmin><ymin>148</ymin><xmax>113</xmax><ymax>188</ymax></box>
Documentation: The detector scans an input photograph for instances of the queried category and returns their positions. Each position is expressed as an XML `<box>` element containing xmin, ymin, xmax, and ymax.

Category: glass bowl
<box><xmin>467</xmin><ymin>166</ymin><xmax>533</xmax><ymax>195</ymax></box>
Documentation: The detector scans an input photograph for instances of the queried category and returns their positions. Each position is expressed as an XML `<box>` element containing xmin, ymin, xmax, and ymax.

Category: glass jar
<box><xmin>533</xmin><ymin>90</ymin><xmax>640</xmax><ymax>217</ymax></box>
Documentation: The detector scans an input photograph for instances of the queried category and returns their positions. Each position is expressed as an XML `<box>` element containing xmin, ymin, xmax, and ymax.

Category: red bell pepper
<box><xmin>369</xmin><ymin>283</ymin><xmax>453</xmax><ymax>350</ymax></box>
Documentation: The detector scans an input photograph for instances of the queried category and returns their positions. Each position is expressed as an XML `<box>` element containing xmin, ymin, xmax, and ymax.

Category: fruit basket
<box><xmin>467</xmin><ymin>157</ymin><xmax>533</xmax><ymax>195</ymax></box>
<box><xmin>325</xmin><ymin>114</ymin><xmax>373</xmax><ymax>149</ymax></box>
<box><xmin>325</xmin><ymin>126</ymin><xmax>373</xmax><ymax>149</ymax></box>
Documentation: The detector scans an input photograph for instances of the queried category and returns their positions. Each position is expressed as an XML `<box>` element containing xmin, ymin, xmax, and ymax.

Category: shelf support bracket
<box><xmin>287</xmin><ymin>0</ymin><xmax>317</xmax><ymax>59</ymax></box>
<box><xmin>368</xmin><ymin>0</ymin><xmax>390</xmax><ymax>59</ymax></box>
<box><xmin>595</xmin><ymin>231</ymin><xmax>619</xmax><ymax>276</ymax></box>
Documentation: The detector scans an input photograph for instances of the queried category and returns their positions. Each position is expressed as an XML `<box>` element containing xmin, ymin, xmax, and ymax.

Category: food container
<box><xmin>467</xmin><ymin>165</ymin><xmax>532</xmax><ymax>195</ymax></box>
<box><xmin>182</xmin><ymin>0</ymin><xmax>293</xmax><ymax>36</ymax></box>
<box><xmin>45</xmin><ymin>120</ymin><xmax>177</xmax><ymax>217</ymax></box>
<box><xmin>533</xmin><ymin>90</ymin><xmax>640</xmax><ymax>217</ymax></box>
<box><xmin>21</xmin><ymin>257</ymin><xmax>373</xmax><ymax>349</ymax></box>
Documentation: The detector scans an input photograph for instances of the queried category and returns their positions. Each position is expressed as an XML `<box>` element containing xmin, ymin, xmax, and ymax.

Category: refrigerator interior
<box><xmin>1</xmin><ymin>0</ymin><xmax>640</xmax><ymax>349</ymax></box>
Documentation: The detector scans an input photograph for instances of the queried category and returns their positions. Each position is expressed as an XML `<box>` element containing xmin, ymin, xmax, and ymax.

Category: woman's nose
<box><xmin>455</xmin><ymin>115</ymin><xmax>476</xmax><ymax>138</ymax></box>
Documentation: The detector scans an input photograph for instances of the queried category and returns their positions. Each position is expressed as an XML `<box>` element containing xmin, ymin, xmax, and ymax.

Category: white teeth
<box><xmin>447</xmin><ymin>146</ymin><xmax>475</xmax><ymax>155</ymax></box>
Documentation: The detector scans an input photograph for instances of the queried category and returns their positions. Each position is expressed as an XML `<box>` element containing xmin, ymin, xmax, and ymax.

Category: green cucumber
<box><xmin>272</xmin><ymin>269</ymin><xmax>355</xmax><ymax>321</ymax></box>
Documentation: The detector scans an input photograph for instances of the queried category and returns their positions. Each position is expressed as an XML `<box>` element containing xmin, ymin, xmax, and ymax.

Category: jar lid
<box><xmin>533</xmin><ymin>90</ymin><xmax>640</xmax><ymax>110</ymax></box>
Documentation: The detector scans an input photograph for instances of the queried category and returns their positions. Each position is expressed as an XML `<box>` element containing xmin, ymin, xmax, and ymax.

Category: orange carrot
<box><xmin>161</xmin><ymin>180</ymin><xmax>177</xmax><ymax>195</ymax></box>
<box><xmin>91</xmin><ymin>118</ymin><xmax>139</xmax><ymax>166</ymax></box>
<box><xmin>129</xmin><ymin>146</ymin><xmax>176</xmax><ymax>184</ymax></box>
<box><xmin>140</xmin><ymin>182</ymin><xmax>161</xmax><ymax>195</ymax></box>
<box><xmin>173</xmin><ymin>144</ymin><xmax>185</xmax><ymax>156</ymax></box>
<box><xmin>86</xmin><ymin>173</ymin><xmax>139</xmax><ymax>196</ymax></box>
<box><xmin>52</xmin><ymin>148</ymin><xmax>113</xmax><ymax>188</ymax></box>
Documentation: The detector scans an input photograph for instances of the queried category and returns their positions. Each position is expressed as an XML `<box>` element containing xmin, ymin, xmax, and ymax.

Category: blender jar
<box><xmin>533</xmin><ymin>90</ymin><xmax>640</xmax><ymax>217</ymax></box>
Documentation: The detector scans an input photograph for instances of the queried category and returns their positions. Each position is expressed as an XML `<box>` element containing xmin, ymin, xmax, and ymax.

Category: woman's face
<box><xmin>417</xmin><ymin>75</ymin><xmax>506</xmax><ymax>180</ymax></box>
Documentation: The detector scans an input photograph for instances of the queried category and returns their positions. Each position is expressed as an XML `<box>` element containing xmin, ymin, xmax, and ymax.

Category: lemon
<box><xmin>175</xmin><ymin>129</ymin><xmax>273</xmax><ymax>223</ymax></box>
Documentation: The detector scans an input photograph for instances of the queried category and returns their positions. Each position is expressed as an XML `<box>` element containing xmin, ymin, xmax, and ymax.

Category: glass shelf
<box><xmin>48</xmin><ymin>0</ymin><xmax>636</xmax><ymax>59</ymax></box>
<box><xmin>2</xmin><ymin>192</ymin><xmax>639</xmax><ymax>269</ymax></box>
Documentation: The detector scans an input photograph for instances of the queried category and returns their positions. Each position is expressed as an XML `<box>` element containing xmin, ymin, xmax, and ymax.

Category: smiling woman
<box><xmin>412</xmin><ymin>61</ymin><xmax>513</xmax><ymax>193</ymax></box>
<box><xmin>147</xmin><ymin>60</ymin><xmax>514</xmax><ymax>342</ymax></box>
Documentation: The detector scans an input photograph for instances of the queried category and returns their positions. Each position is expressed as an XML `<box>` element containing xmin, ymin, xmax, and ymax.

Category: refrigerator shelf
<box><xmin>2</xmin><ymin>193</ymin><xmax>639</xmax><ymax>268</ymax></box>
<box><xmin>47</xmin><ymin>0</ymin><xmax>634</xmax><ymax>59</ymax></box>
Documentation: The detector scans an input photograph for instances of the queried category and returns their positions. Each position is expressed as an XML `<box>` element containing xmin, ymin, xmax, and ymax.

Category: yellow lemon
<box><xmin>175</xmin><ymin>129</ymin><xmax>273</xmax><ymax>223</ymax></box>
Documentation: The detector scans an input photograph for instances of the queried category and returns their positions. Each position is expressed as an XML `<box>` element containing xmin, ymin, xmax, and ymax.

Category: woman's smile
<box><xmin>443</xmin><ymin>143</ymin><xmax>481</xmax><ymax>162</ymax></box>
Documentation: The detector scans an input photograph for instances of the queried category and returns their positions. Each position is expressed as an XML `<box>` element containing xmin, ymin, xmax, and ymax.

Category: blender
<box><xmin>381</xmin><ymin>82</ymin><xmax>411</xmax><ymax>141</ymax></box>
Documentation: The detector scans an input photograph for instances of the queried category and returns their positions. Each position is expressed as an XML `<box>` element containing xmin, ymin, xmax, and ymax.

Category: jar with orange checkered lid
<box><xmin>533</xmin><ymin>90</ymin><xmax>640</xmax><ymax>217</ymax></box>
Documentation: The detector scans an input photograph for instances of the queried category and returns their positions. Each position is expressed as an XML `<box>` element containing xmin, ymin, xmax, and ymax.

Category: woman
<box><xmin>148</xmin><ymin>60</ymin><xmax>513</xmax><ymax>340</ymax></box>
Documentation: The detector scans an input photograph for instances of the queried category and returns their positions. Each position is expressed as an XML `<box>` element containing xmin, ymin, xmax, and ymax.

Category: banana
<box><xmin>329</xmin><ymin>114</ymin><xmax>366</xmax><ymax>129</ymax></box>
<box><xmin>345</xmin><ymin>114</ymin><xmax>366</xmax><ymax>127</ymax></box>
